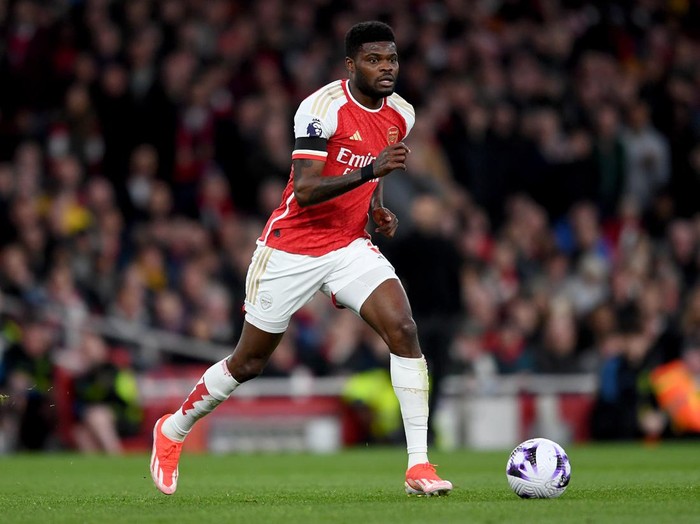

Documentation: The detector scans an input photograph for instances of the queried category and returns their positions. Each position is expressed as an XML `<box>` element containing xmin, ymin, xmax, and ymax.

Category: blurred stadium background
<box><xmin>0</xmin><ymin>0</ymin><xmax>699</xmax><ymax>456</ymax></box>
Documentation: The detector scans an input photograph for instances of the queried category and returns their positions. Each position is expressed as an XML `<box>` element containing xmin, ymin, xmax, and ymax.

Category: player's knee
<box><xmin>386</xmin><ymin>317</ymin><xmax>418</xmax><ymax>348</ymax></box>
<box><xmin>229</xmin><ymin>357</ymin><xmax>266</xmax><ymax>383</ymax></box>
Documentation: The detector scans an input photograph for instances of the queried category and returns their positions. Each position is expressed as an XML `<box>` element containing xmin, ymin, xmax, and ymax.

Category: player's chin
<box><xmin>373</xmin><ymin>85</ymin><xmax>395</xmax><ymax>97</ymax></box>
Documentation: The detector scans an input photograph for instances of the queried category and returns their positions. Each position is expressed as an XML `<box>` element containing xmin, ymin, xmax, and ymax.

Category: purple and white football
<box><xmin>506</xmin><ymin>437</ymin><xmax>571</xmax><ymax>499</ymax></box>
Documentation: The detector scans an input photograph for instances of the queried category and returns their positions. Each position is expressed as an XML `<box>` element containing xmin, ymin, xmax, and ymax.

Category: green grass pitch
<box><xmin>0</xmin><ymin>441</ymin><xmax>698</xmax><ymax>524</ymax></box>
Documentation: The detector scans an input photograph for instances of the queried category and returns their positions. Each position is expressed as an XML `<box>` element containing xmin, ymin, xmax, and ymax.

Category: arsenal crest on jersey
<box><xmin>387</xmin><ymin>126</ymin><xmax>399</xmax><ymax>144</ymax></box>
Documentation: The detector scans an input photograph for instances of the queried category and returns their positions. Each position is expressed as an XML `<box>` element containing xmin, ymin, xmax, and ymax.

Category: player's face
<box><xmin>347</xmin><ymin>42</ymin><xmax>399</xmax><ymax>100</ymax></box>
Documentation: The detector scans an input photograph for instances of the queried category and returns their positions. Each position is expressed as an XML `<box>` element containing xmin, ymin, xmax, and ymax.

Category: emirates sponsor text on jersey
<box><xmin>337</xmin><ymin>147</ymin><xmax>377</xmax><ymax>175</ymax></box>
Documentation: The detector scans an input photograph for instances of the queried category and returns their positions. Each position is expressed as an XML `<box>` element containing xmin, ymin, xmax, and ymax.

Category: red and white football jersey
<box><xmin>258</xmin><ymin>79</ymin><xmax>415</xmax><ymax>256</ymax></box>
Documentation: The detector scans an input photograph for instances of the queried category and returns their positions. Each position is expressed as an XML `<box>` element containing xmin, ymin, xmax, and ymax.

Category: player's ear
<box><xmin>345</xmin><ymin>57</ymin><xmax>355</xmax><ymax>74</ymax></box>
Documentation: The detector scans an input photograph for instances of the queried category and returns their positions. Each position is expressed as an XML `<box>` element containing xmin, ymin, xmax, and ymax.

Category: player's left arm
<box><xmin>370</xmin><ymin>178</ymin><xmax>399</xmax><ymax>238</ymax></box>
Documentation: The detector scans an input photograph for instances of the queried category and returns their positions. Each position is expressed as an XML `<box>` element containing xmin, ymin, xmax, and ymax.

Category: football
<box><xmin>506</xmin><ymin>437</ymin><xmax>571</xmax><ymax>499</ymax></box>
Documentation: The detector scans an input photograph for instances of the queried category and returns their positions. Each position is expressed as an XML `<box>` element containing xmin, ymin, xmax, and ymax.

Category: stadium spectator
<box><xmin>0</xmin><ymin>318</ymin><xmax>57</xmax><ymax>451</ymax></box>
<box><xmin>592</xmin><ymin>104</ymin><xmax>626</xmax><ymax>219</ymax></box>
<box><xmin>620</xmin><ymin>100</ymin><xmax>670</xmax><ymax>214</ymax></box>
<box><xmin>59</xmin><ymin>332</ymin><xmax>143</xmax><ymax>454</ymax></box>
<box><xmin>390</xmin><ymin>193</ymin><xmax>463</xmax><ymax>438</ymax></box>
<box><xmin>196</xmin><ymin>167</ymin><xmax>235</xmax><ymax>232</ymax></box>
<box><xmin>535</xmin><ymin>297</ymin><xmax>589</xmax><ymax>374</ymax></box>
<box><xmin>449</xmin><ymin>320</ymin><xmax>498</xmax><ymax>385</ymax></box>
<box><xmin>152</xmin><ymin>289</ymin><xmax>187</xmax><ymax>336</ymax></box>
<box><xmin>680</xmin><ymin>285</ymin><xmax>700</xmax><ymax>350</ymax></box>
<box><xmin>590</xmin><ymin>303</ymin><xmax>668</xmax><ymax>440</ymax></box>
<box><xmin>665</xmin><ymin>219</ymin><xmax>699</xmax><ymax>289</ymax></box>
<box><xmin>563</xmin><ymin>253</ymin><xmax>609</xmax><ymax>317</ymax></box>
<box><xmin>121</xmin><ymin>144</ymin><xmax>160</xmax><ymax>224</ymax></box>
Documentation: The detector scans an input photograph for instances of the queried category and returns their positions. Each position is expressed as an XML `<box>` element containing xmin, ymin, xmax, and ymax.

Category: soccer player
<box><xmin>150</xmin><ymin>20</ymin><xmax>453</xmax><ymax>497</ymax></box>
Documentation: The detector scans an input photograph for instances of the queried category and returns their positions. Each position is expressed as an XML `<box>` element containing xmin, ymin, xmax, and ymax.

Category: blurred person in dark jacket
<box><xmin>0</xmin><ymin>318</ymin><xmax>56</xmax><ymax>450</ymax></box>
<box><xmin>665</xmin><ymin>219</ymin><xmax>698</xmax><ymax>290</ymax></box>
<box><xmin>389</xmin><ymin>193</ymin><xmax>463</xmax><ymax>439</ymax></box>
<box><xmin>0</xmin><ymin>243</ymin><xmax>40</xmax><ymax>303</ymax></box>
<box><xmin>590</xmin><ymin>302</ymin><xmax>667</xmax><ymax>440</ymax></box>
<box><xmin>592</xmin><ymin>104</ymin><xmax>626</xmax><ymax>219</ymax></box>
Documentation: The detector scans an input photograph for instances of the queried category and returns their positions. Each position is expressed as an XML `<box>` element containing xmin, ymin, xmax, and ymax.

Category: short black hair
<box><xmin>345</xmin><ymin>21</ymin><xmax>395</xmax><ymax>59</ymax></box>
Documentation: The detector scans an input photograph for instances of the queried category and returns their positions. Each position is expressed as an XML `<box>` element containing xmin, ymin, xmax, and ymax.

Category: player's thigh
<box><xmin>324</xmin><ymin>238</ymin><xmax>400</xmax><ymax>315</ymax></box>
<box><xmin>244</xmin><ymin>245</ymin><xmax>327</xmax><ymax>333</ymax></box>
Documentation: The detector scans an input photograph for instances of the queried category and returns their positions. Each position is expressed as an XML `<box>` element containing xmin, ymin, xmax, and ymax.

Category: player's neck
<box><xmin>348</xmin><ymin>82</ymin><xmax>383</xmax><ymax>110</ymax></box>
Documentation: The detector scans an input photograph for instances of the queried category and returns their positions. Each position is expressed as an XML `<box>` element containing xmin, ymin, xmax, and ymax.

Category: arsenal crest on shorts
<box><xmin>387</xmin><ymin>126</ymin><xmax>399</xmax><ymax>144</ymax></box>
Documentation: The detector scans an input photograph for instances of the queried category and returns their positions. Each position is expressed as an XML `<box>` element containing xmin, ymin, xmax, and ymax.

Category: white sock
<box><xmin>390</xmin><ymin>353</ymin><xmax>430</xmax><ymax>469</ymax></box>
<box><xmin>162</xmin><ymin>358</ymin><xmax>240</xmax><ymax>442</ymax></box>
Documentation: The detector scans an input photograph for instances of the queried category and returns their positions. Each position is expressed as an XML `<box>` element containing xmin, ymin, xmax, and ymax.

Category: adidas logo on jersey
<box><xmin>349</xmin><ymin>130</ymin><xmax>362</xmax><ymax>141</ymax></box>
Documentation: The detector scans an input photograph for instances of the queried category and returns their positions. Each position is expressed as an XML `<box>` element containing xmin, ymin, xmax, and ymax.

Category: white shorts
<box><xmin>244</xmin><ymin>237</ymin><xmax>398</xmax><ymax>333</ymax></box>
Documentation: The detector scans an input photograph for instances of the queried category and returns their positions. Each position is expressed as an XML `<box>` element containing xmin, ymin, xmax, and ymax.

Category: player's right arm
<box><xmin>293</xmin><ymin>141</ymin><xmax>409</xmax><ymax>207</ymax></box>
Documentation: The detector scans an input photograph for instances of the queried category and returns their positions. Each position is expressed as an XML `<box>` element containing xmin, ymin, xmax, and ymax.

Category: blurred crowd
<box><xmin>1</xmin><ymin>0</ymin><xmax>700</xmax><ymax>450</ymax></box>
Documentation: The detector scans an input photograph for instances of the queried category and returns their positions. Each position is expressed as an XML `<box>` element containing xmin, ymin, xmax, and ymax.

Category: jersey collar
<box><xmin>342</xmin><ymin>79</ymin><xmax>385</xmax><ymax>113</ymax></box>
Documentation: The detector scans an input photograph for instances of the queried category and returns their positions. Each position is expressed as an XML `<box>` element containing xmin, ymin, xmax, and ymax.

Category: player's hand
<box><xmin>373</xmin><ymin>142</ymin><xmax>410</xmax><ymax>178</ymax></box>
<box><xmin>372</xmin><ymin>206</ymin><xmax>399</xmax><ymax>238</ymax></box>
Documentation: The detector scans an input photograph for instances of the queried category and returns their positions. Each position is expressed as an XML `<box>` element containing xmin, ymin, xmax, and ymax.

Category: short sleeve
<box><xmin>293</xmin><ymin>83</ymin><xmax>342</xmax><ymax>140</ymax></box>
<box><xmin>292</xmin><ymin>81</ymin><xmax>344</xmax><ymax>161</ymax></box>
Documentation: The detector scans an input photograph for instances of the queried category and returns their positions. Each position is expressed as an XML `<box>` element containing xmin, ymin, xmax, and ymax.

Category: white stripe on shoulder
<box><xmin>387</xmin><ymin>93</ymin><xmax>416</xmax><ymax>135</ymax></box>
<box><xmin>310</xmin><ymin>80</ymin><xmax>347</xmax><ymax>119</ymax></box>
